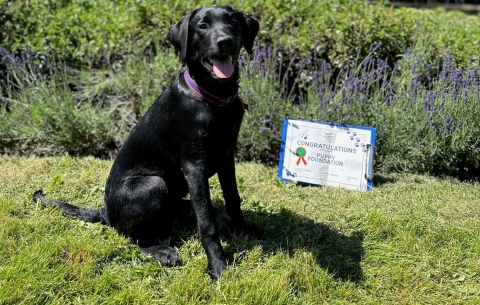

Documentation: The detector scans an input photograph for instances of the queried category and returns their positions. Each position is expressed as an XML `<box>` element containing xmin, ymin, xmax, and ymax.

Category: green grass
<box><xmin>1</xmin><ymin>156</ymin><xmax>480</xmax><ymax>304</ymax></box>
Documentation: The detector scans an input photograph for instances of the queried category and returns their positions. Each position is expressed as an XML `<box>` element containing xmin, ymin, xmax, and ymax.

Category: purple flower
<box><xmin>440</xmin><ymin>68</ymin><xmax>447</xmax><ymax>80</ymax></box>
<box><xmin>370</xmin><ymin>41</ymin><xmax>383</xmax><ymax>53</ymax></box>
<box><xmin>381</xmin><ymin>79</ymin><xmax>388</xmax><ymax>89</ymax></box>
<box><xmin>443</xmin><ymin>115</ymin><xmax>453</xmax><ymax>125</ymax></box>
<box><xmin>298</xmin><ymin>95</ymin><xmax>304</xmax><ymax>105</ymax></box>
<box><xmin>392</xmin><ymin>64</ymin><xmax>398</xmax><ymax>76</ymax></box>
<box><xmin>2</xmin><ymin>55</ymin><xmax>13</xmax><ymax>65</ymax></box>
<box><xmin>412</xmin><ymin>55</ymin><xmax>422</xmax><ymax>73</ymax></box>
<box><xmin>299</xmin><ymin>58</ymin><xmax>306</xmax><ymax>70</ymax></box>
<box><xmin>406</xmin><ymin>47</ymin><xmax>412</xmax><ymax>59</ymax></box>
<box><xmin>441</xmin><ymin>88</ymin><xmax>447</xmax><ymax>106</ymax></box>
<box><xmin>428</xmin><ymin>90</ymin><xmax>437</xmax><ymax>103</ymax></box>
<box><xmin>238</xmin><ymin>54</ymin><xmax>246</xmax><ymax>69</ymax></box>
<box><xmin>244</xmin><ymin>88</ymin><xmax>251</xmax><ymax>99</ymax></box>
<box><xmin>1</xmin><ymin>96</ymin><xmax>11</xmax><ymax>112</ymax></box>
<box><xmin>385</xmin><ymin>94</ymin><xmax>396</xmax><ymax>105</ymax></box>
<box><xmin>424</xmin><ymin>100</ymin><xmax>431</xmax><ymax>111</ymax></box>
<box><xmin>363</xmin><ymin>55</ymin><xmax>372</xmax><ymax>67</ymax></box>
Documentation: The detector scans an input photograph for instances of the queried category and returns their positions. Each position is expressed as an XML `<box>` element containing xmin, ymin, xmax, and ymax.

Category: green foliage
<box><xmin>409</xmin><ymin>7</ymin><xmax>480</xmax><ymax>65</ymax></box>
<box><xmin>3</xmin><ymin>0</ymin><xmax>478</xmax><ymax>68</ymax></box>
<box><xmin>1</xmin><ymin>0</ymin><xmax>182</xmax><ymax>65</ymax></box>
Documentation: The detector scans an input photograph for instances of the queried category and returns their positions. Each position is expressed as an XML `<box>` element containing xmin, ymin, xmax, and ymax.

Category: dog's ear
<box><xmin>237</xmin><ymin>12</ymin><xmax>259</xmax><ymax>55</ymax></box>
<box><xmin>168</xmin><ymin>9</ymin><xmax>198</xmax><ymax>62</ymax></box>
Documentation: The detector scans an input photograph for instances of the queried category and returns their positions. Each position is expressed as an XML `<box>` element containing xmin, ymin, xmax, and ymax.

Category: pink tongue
<box><xmin>213</xmin><ymin>58</ymin><xmax>234</xmax><ymax>78</ymax></box>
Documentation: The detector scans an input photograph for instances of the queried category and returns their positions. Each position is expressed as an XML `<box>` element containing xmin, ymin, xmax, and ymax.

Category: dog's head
<box><xmin>168</xmin><ymin>6</ymin><xmax>259</xmax><ymax>81</ymax></box>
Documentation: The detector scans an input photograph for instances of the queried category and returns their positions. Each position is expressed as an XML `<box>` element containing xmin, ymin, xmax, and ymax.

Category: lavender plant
<box><xmin>237</xmin><ymin>42</ymin><xmax>480</xmax><ymax>179</ymax></box>
<box><xmin>1</xmin><ymin>41</ymin><xmax>479</xmax><ymax>179</ymax></box>
<box><xmin>0</xmin><ymin>46</ymin><xmax>120</xmax><ymax>156</ymax></box>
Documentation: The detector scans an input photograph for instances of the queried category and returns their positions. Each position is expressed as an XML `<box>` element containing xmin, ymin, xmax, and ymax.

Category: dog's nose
<box><xmin>216</xmin><ymin>36</ymin><xmax>235</xmax><ymax>52</ymax></box>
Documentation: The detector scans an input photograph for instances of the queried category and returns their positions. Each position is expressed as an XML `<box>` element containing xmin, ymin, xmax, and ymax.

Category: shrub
<box><xmin>3</xmin><ymin>0</ymin><xmax>477</xmax><ymax>70</ymax></box>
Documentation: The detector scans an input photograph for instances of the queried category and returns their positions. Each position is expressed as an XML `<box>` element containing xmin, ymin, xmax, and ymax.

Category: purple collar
<box><xmin>183</xmin><ymin>69</ymin><xmax>240</xmax><ymax>107</ymax></box>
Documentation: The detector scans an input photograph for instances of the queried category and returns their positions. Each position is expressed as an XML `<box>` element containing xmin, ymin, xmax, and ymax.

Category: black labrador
<box><xmin>33</xmin><ymin>6</ymin><xmax>259</xmax><ymax>280</ymax></box>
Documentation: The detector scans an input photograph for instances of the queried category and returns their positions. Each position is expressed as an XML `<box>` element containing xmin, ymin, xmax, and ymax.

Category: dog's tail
<box><xmin>33</xmin><ymin>189</ymin><xmax>106</xmax><ymax>224</ymax></box>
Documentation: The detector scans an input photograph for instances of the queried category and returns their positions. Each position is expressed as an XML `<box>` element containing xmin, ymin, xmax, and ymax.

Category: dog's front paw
<box><xmin>208</xmin><ymin>259</ymin><xmax>228</xmax><ymax>280</ymax></box>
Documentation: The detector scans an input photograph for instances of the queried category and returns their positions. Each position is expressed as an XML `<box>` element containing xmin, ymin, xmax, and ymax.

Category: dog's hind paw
<box><xmin>141</xmin><ymin>245</ymin><xmax>182</xmax><ymax>267</ymax></box>
<box><xmin>230</xmin><ymin>221</ymin><xmax>263</xmax><ymax>239</ymax></box>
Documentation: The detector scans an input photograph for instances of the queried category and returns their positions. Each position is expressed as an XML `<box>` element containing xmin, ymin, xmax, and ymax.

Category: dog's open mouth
<box><xmin>205</xmin><ymin>57</ymin><xmax>235</xmax><ymax>79</ymax></box>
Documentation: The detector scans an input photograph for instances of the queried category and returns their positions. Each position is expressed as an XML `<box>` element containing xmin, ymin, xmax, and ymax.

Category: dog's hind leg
<box><xmin>106</xmin><ymin>175</ymin><xmax>183</xmax><ymax>267</ymax></box>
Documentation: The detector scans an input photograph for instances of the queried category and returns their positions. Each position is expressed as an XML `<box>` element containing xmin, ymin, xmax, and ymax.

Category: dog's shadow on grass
<box><xmin>164</xmin><ymin>199</ymin><xmax>364</xmax><ymax>283</ymax></box>
<box><xmin>238</xmin><ymin>206</ymin><xmax>364</xmax><ymax>282</ymax></box>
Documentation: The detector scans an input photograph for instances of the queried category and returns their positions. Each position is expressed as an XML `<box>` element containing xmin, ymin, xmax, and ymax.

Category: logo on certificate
<box><xmin>324</xmin><ymin>131</ymin><xmax>336</xmax><ymax>143</ymax></box>
<box><xmin>295</xmin><ymin>147</ymin><xmax>307</xmax><ymax>166</ymax></box>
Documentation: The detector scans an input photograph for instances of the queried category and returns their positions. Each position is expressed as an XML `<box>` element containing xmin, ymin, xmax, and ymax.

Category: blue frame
<box><xmin>277</xmin><ymin>118</ymin><xmax>377</xmax><ymax>191</ymax></box>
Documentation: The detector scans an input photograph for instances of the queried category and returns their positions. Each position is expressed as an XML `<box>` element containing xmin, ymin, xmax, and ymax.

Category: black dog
<box><xmin>33</xmin><ymin>6</ymin><xmax>259</xmax><ymax>280</ymax></box>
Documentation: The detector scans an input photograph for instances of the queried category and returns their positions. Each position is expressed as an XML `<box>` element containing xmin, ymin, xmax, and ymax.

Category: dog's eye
<box><xmin>198</xmin><ymin>24</ymin><xmax>208</xmax><ymax>30</ymax></box>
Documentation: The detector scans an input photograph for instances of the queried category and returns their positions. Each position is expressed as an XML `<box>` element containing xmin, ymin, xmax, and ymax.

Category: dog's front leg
<box><xmin>217</xmin><ymin>151</ymin><xmax>251</xmax><ymax>234</ymax></box>
<box><xmin>182</xmin><ymin>161</ymin><xmax>227</xmax><ymax>280</ymax></box>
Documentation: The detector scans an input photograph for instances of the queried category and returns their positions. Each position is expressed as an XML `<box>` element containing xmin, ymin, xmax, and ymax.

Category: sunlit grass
<box><xmin>1</xmin><ymin>156</ymin><xmax>479</xmax><ymax>304</ymax></box>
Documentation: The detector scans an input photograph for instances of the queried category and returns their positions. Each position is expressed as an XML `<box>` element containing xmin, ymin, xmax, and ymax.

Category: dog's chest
<box><xmin>205</xmin><ymin>115</ymin><xmax>242</xmax><ymax>155</ymax></box>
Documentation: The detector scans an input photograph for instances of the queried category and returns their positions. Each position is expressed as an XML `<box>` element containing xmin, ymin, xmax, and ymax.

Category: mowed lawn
<box><xmin>1</xmin><ymin>156</ymin><xmax>479</xmax><ymax>304</ymax></box>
